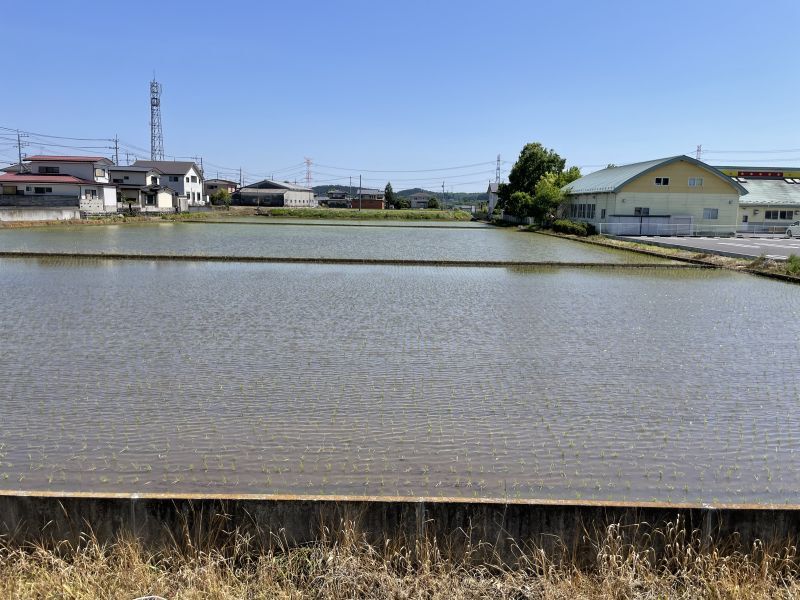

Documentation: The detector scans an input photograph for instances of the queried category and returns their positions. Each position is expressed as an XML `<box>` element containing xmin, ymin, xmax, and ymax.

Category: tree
<box><xmin>396</xmin><ymin>197</ymin><xmax>410</xmax><ymax>209</ymax></box>
<box><xmin>427</xmin><ymin>197</ymin><xmax>440</xmax><ymax>209</ymax></box>
<box><xmin>499</xmin><ymin>143</ymin><xmax>566</xmax><ymax>209</ymax></box>
<box><xmin>559</xmin><ymin>166</ymin><xmax>582</xmax><ymax>187</ymax></box>
<box><xmin>505</xmin><ymin>191</ymin><xmax>534</xmax><ymax>218</ymax></box>
<box><xmin>211</xmin><ymin>188</ymin><xmax>232</xmax><ymax>209</ymax></box>
<box><xmin>385</xmin><ymin>182</ymin><xmax>396</xmax><ymax>208</ymax></box>
<box><xmin>530</xmin><ymin>172</ymin><xmax>565</xmax><ymax>224</ymax></box>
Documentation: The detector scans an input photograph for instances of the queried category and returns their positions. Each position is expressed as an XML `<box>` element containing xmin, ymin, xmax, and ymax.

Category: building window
<box><xmin>185</xmin><ymin>177</ymin><xmax>189</xmax><ymax>183</ymax></box>
<box><xmin>742</xmin><ymin>215</ymin><xmax>748</xmax><ymax>223</ymax></box>
<box><xmin>190</xmin><ymin>176</ymin><xmax>198</xmax><ymax>183</ymax></box>
<box><xmin>766</xmin><ymin>210</ymin><xmax>794</xmax><ymax>220</ymax></box>
<box><xmin>688</xmin><ymin>177</ymin><xmax>704</xmax><ymax>187</ymax></box>
<box><xmin>703</xmin><ymin>208</ymin><xmax>719</xmax><ymax>220</ymax></box>
<box><xmin>601</xmin><ymin>208</ymin><xmax>606</xmax><ymax>219</ymax></box>
<box><xmin>84</xmin><ymin>189</ymin><xmax>98</xmax><ymax>199</ymax></box>
<box><xmin>38</xmin><ymin>166</ymin><xmax>59</xmax><ymax>174</ymax></box>
<box><xmin>33</xmin><ymin>187</ymin><xmax>53</xmax><ymax>194</ymax></box>
<box><xmin>112</xmin><ymin>178</ymin><xmax>123</xmax><ymax>184</ymax></box>
<box><xmin>634</xmin><ymin>207</ymin><xmax>650</xmax><ymax>216</ymax></box>
<box><xmin>170</xmin><ymin>176</ymin><xmax>179</xmax><ymax>182</ymax></box>
<box><xmin>94</xmin><ymin>168</ymin><xmax>106</xmax><ymax>178</ymax></box>
<box><xmin>150</xmin><ymin>176</ymin><xmax>158</xmax><ymax>185</ymax></box>
<box><xmin>655</xmin><ymin>177</ymin><xmax>670</xmax><ymax>186</ymax></box>
<box><xmin>124</xmin><ymin>176</ymin><xmax>129</xmax><ymax>180</ymax></box>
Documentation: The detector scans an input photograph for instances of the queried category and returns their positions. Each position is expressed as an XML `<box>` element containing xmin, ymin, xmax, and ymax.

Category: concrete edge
<box><xmin>0</xmin><ymin>251</ymin><xmax>709</xmax><ymax>269</ymax></box>
<box><xmin>534</xmin><ymin>231</ymin><xmax>800</xmax><ymax>284</ymax></box>
<box><xmin>0</xmin><ymin>489</ymin><xmax>797</xmax><ymax>512</ymax></box>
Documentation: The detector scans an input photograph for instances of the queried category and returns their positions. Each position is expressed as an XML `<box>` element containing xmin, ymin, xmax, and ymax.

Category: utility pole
<box><xmin>349</xmin><ymin>176</ymin><xmax>352</xmax><ymax>204</ymax></box>
<box><xmin>359</xmin><ymin>175</ymin><xmax>362</xmax><ymax>210</ymax></box>
<box><xmin>113</xmin><ymin>135</ymin><xmax>119</xmax><ymax>165</ymax></box>
<box><xmin>16</xmin><ymin>130</ymin><xmax>28</xmax><ymax>172</ymax></box>
<box><xmin>238</xmin><ymin>167</ymin><xmax>243</xmax><ymax>187</ymax></box>
<box><xmin>442</xmin><ymin>181</ymin><xmax>445</xmax><ymax>209</ymax></box>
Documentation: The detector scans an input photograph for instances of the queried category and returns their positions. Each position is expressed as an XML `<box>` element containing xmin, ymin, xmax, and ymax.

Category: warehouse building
<box><xmin>562</xmin><ymin>155</ymin><xmax>747</xmax><ymax>235</ymax></box>
<box><xmin>236</xmin><ymin>179</ymin><xmax>316</xmax><ymax>207</ymax></box>
<box><xmin>715</xmin><ymin>167</ymin><xmax>800</xmax><ymax>232</ymax></box>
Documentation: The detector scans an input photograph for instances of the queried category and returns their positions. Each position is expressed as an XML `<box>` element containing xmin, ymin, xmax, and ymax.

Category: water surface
<box><xmin>0</xmin><ymin>221</ymin><xmax>670</xmax><ymax>263</ymax></box>
<box><xmin>0</xmin><ymin>258</ymin><xmax>797</xmax><ymax>504</ymax></box>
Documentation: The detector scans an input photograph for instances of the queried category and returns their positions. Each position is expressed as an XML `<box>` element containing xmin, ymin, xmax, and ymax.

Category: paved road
<box><xmin>628</xmin><ymin>235</ymin><xmax>800</xmax><ymax>260</ymax></box>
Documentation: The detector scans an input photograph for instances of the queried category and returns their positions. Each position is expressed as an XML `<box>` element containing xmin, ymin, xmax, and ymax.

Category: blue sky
<box><xmin>3</xmin><ymin>0</ymin><xmax>799</xmax><ymax>191</ymax></box>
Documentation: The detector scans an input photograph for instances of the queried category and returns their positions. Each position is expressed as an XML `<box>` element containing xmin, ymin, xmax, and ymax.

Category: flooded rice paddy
<box><xmin>0</xmin><ymin>248</ymin><xmax>798</xmax><ymax>504</ymax></box>
<box><xmin>0</xmin><ymin>220</ymin><xmax>671</xmax><ymax>263</ymax></box>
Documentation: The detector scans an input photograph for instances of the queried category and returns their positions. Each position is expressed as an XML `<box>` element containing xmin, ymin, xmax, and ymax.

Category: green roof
<box><xmin>563</xmin><ymin>155</ymin><xmax>748</xmax><ymax>196</ymax></box>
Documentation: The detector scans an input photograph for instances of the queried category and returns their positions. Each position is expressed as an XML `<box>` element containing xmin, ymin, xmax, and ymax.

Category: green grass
<box><xmin>786</xmin><ymin>254</ymin><xmax>800</xmax><ymax>276</ymax></box>
<box><xmin>259</xmin><ymin>207</ymin><xmax>473</xmax><ymax>221</ymax></box>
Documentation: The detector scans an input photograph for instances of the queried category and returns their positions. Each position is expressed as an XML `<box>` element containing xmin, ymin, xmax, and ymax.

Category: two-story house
<box><xmin>110</xmin><ymin>165</ymin><xmax>182</xmax><ymax>213</ymax></box>
<box><xmin>132</xmin><ymin>160</ymin><xmax>205</xmax><ymax>206</ymax></box>
<box><xmin>0</xmin><ymin>155</ymin><xmax>117</xmax><ymax>217</ymax></box>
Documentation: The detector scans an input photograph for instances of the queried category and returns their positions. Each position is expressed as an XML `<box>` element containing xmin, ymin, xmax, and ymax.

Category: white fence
<box><xmin>598</xmin><ymin>221</ymin><xmax>740</xmax><ymax>237</ymax></box>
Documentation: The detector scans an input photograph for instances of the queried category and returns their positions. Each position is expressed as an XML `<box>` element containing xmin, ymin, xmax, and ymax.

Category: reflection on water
<box><xmin>0</xmin><ymin>259</ymin><xmax>797</xmax><ymax>504</ymax></box>
<box><xmin>0</xmin><ymin>221</ymin><xmax>670</xmax><ymax>263</ymax></box>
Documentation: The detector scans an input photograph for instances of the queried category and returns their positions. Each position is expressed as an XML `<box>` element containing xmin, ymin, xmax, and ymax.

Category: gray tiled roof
<box><xmin>240</xmin><ymin>179</ymin><xmax>312</xmax><ymax>192</ymax></box>
<box><xmin>563</xmin><ymin>155</ymin><xmax>748</xmax><ymax>196</ymax></box>
<box><xmin>132</xmin><ymin>160</ymin><xmax>201</xmax><ymax>175</ymax></box>
<box><xmin>737</xmin><ymin>179</ymin><xmax>800</xmax><ymax>206</ymax></box>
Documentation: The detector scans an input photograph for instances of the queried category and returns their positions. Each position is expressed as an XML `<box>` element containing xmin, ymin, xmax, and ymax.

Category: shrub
<box><xmin>551</xmin><ymin>219</ymin><xmax>594</xmax><ymax>236</ymax></box>
<box><xmin>786</xmin><ymin>254</ymin><xmax>800</xmax><ymax>276</ymax></box>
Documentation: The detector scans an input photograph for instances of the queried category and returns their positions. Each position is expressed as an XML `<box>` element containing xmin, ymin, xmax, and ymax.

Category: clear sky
<box><xmin>2</xmin><ymin>0</ymin><xmax>799</xmax><ymax>191</ymax></box>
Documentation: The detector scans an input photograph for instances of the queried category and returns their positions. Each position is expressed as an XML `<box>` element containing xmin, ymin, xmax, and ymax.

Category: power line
<box><xmin>313</xmin><ymin>160</ymin><xmax>496</xmax><ymax>173</ymax></box>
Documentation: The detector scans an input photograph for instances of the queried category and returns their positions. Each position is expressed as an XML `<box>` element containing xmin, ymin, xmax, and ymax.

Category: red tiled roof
<box><xmin>0</xmin><ymin>173</ymin><xmax>95</xmax><ymax>185</ymax></box>
<box><xmin>23</xmin><ymin>155</ymin><xmax>110</xmax><ymax>163</ymax></box>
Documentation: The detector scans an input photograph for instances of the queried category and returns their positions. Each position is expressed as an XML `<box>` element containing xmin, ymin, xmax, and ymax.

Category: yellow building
<box><xmin>716</xmin><ymin>167</ymin><xmax>800</xmax><ymax>232</ymax></box>
<box><xmin>562</xmin><ymin>156</ymin><xmax>747</xmax><ymax>235</ymax></box>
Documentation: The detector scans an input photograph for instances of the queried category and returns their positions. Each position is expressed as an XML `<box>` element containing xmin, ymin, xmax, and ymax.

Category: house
<box><xmin>110</xmin><ymin>166</ymin><xmax>183</xmax><ymax>213</ymax></box>
<box><xmin>132</xmin><ymin>160</ymin><xmax>205</xmax><ymax>206</ymax></box>
<box><xmin>325</xmin><ymin>189</ymin><xmax>349</xmax><ymax>208</ymax></box>
<box><xmin>487</xmin><ymin>182</ymin><xmax>499</xmax><ymax>215</ymax></box>
<box><xmin>0</xmin><ymin>155</ymin><xmax>117</xmax><ymax>218</ymax></box>
<box><xmin>409</xmin><ymin>192</ymin><xmax>435</xmax><ymax>209</ymax></box>
<box><xmin>353</xmin><ymin>188</ymin><xmax>385</xmax><ymax>210</ymax></box>
<box><xmin>562</xmin><ymin>156</ymin><xmax>747</xmax><ymax>236</ymax></box>
<box><xmin>236</xmin><ymin>179</ymin><xmax>317</xmax><ymax>207</ymax></box>
<box><xmin>715</xmin><ymin>167</ymin><xmax>800</xmax><ymax>232</ymax></box>
<box><xmin>204</xmin><ymin>178</ymin><xmax>238</xmax><ymax>198</ymax></box>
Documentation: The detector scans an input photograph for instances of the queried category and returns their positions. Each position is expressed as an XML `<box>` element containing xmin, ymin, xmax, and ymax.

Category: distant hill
<box><xmin>313</xmin><ymin>185</ymin><xmax>488</xmax><ymax>204</ymax></box>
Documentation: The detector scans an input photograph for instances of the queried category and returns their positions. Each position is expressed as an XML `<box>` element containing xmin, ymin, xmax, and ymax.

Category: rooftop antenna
<box><xmin>150</xmin><ymin>76</ymin><xmax>164</xmax><ymax>160</ymax></box>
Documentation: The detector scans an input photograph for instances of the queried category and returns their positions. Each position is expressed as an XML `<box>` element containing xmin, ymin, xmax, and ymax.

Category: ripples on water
<box><xmin>0</xmin><ymin>221</ymin><xmax>672</xmax><ymax>263</ymax></box>
<box><xmin>0</xmin><ymin>258</ymin><xmax>798</xmax><ymax>504</ymax></box>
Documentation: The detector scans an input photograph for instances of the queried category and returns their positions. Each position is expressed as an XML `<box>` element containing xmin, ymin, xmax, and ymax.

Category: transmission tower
<box><xmin>304</xmin><ymin>157</ymin><xmax>312</xmax><ymax>188</ymax></box>
<box><xmin>495</xmin><ymin>154</ymin><xmax>501</xmax><ymax>183</ymax></box>
<box><xmin>695</xmin><ymin>145</ymin><xmax>702</xmax><ymax>161</ymax></box>
<box><xmin>150</xmin><ymin>78</ymin><xmax>164</xmax><ymax>161</ymax></box>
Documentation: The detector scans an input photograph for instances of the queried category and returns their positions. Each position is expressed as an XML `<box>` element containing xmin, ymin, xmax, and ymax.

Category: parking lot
<box><xmin>627</xmin><ymin>234</ymin><xmax>800</xmax><ymax>260</ymax></box>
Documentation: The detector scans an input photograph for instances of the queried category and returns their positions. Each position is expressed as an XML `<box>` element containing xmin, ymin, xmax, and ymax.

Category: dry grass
<box><xmin>2</xmin><ymin>518</ymin><xmax>800</xmax><ymax>599</ymax></box>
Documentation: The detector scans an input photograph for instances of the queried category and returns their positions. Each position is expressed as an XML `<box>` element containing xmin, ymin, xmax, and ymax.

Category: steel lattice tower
<box><xmin>150</xmin><ymin>78</ymin><xmax>164</xmax><ymax>161</ymax></box>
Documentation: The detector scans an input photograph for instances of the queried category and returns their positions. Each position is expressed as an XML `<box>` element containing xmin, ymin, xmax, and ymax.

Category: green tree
<box><xmin>558</xmin><ymin>166</ymin><xmax>582</xmax><ymax>187</ymax></box>
<box><xmin>211</xmin><ymin>188</ymin><xmax>232</xmax><ymax>209</ymax></box>
<box><xmin>530</xmin><ymin>172</ymin><xmax>565</xmax><ymax>224</ymax></box>
<box><xmin>396</xmin><ymin>197</ymin><xmax>410</xmax><ymax>209</ymax></box>
<box><xmin>499</xmin><ymin>143</ymin><xmax>566</xmax><ymax>209</ymax></box>
<box><xmin>427</xmin><ymin>197</ymin><xmax>440</xmax><ymax>209</ymax></box>
<box><xmin>385</xmin><ymin>182</ymin><xmax>396</xmax><ymax>208</ymax></box>
<box><xmin>505</xmin><ymin>191</ymin><xmax>534</xmax><ymax>218</ymax></box>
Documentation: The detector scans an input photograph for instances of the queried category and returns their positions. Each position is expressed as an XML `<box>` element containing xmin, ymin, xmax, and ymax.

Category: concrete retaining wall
<box><xmin>0</xmin><ymin>207</ymin><xmax>81</xmax><ymax>222</ymax></box>
<box><xmin>1</xmin><ymin>493</ymin><xmax>799</xmax><ymax>562</ymax></box>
